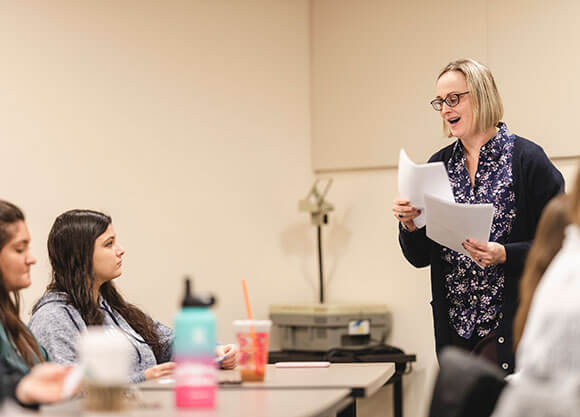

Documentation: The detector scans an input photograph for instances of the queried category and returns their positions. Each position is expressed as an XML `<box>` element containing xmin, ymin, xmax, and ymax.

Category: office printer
<box><xmin>269</xmin><ymin>304</ymin><xmax>390</xmax><ymax>351</ymax></box>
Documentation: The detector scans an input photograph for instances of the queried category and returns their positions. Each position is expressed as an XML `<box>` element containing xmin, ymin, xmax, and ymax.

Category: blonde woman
<box><xmin>393</xmin><ymin>59</ymin><xmax>564</xmax><ymax>373</ymax></box>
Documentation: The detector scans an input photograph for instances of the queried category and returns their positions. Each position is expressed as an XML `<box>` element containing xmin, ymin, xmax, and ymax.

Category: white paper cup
<box><xmin>79</xmin><ymin>327</ymin><xmax>132</xmax><ymax>411</ymax></box>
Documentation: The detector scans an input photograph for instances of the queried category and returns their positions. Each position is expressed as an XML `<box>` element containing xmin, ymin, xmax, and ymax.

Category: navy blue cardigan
<box><xmin>399</xmin><ymin>136</ymin><xmax>564</xmax><ymax>373</ymax></box>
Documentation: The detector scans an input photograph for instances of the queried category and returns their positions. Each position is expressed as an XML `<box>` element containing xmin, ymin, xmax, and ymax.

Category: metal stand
<box><xmin>317</xmin><ymin>224</ymin><xmax>324</xmax><ymax>303</ymax></box>
<box><xmin>299</xmin><ymin>179</ymin><xmax>333</xmax><ymax>304</ymax></box>
<box><xmin>317</xmin><ymin>214</ymin><xmax>329</xmax><ymax>303</ymax></box>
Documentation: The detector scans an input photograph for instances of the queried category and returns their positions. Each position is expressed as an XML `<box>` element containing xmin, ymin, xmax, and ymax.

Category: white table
<box><xmin>141</xmin><ymin>363</ymin><xmax>394</xmax><ymax>398</ymax></box>
<box><xmin>140</xmin><ymin>363</ymin><xmax>395</xmax><ymax>417</ymax></box>
<box><xmin>40</xmin><ymin>389</ymin><xmax>352</xmax><ymax>417</ymax></box>
<box><xmin>238</xmin><ymin>363</ymin><xmax>395</xmax><ymax>398</ymax></box>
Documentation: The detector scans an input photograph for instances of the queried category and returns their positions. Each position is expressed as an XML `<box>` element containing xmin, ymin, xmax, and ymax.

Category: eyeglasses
<box><xmin>430</xmin><ymin>91</ymin><xmax>469</xmax><ymax>111</ymax></box>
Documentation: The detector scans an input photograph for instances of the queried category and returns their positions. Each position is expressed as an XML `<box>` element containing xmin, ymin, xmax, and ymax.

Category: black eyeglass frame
<box><xmin>430</xmin><ymin>91</ymin><xmax>470</xmax><ymax>111</ymax></box>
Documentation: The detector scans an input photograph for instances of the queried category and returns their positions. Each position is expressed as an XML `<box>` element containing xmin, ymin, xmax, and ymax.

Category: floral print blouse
<box><xmin>443</xmin><ymin>122</ymin><xmax>517</xmax><ymax>339</ymax></box>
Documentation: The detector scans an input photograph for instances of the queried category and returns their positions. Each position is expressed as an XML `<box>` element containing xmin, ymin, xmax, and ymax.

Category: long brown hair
<box><xmin>0</xmin><ymin>200</ymin><xmax>44</xmax><ymax>367</ymax></box>
<box><xmin>513</xmin><ymin>194</ymin><xmax>569</xmax><ymax>350</ymax></box>
<box><xmin>44</xmin><ymin>209</ymin><xmax>163</xmax><ymax>361</ymax></box>
<box><xmin>569</xmin><ymin>168</ymin><xmax>580</xmax><ymax>226</ymax></box>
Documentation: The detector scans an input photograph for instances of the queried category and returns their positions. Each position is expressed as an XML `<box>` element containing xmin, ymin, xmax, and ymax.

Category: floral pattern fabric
<box><xmin>443</xmin><ymin>122</ymin><xmax>517</xmax><ymax>339</ymax></box>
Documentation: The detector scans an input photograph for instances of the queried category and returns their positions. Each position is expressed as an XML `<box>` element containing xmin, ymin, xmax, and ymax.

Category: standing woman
<box><xmin>393</xmin><ymin>59</ymin><xmax>564</xmax><ymax>373</ymax></box>
<box><xmin>29</xmin><ymin>209</ymin><xmax>236</xmax><ymax>384</ymax></box>
<box><xmin>0</xmin><ymin>200</ymin><xmax>72</xmax><ymax>406</ymax></box>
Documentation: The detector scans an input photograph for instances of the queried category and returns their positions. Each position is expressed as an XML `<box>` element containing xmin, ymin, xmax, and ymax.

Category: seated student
<box><xmin>489</xmin><ymin>191</ymin><xmax>580</xmax><ymax>417</ymax></box>
<box><xmin>0</xmin><ymin>199</ymin><xmax>72</xmax><ymax>407</ymax></box>
<box><xmin>29</xmin><ymin>209</ymin><xmax>237</xmax><ymax>383</ymax></box>
<box><xmin>428</xmin><ymin>195</ymin><xmax>571</xmax><ymax>417</ymax></box>
<box><xmin>512</xmin><ymin>194</ymin><xmax>569</xmax><ymax>351</ymax></box>
<box><xmin>514</xmin><ymin>170</ymin><xmax>580</xmax><ymax>381</ymax></box>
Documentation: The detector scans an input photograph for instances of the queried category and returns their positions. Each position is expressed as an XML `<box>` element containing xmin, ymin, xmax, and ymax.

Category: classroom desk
<box><xmin>140</xmin><ymin>363</ymin><xmax>395</xmax><ymax>417</ymax></box>
<box><xmin>234</xmin><ymin>363</ymin><xmax>394</xmax><ymax>398</ymax></box>
<box><xmin>269</xmin><ymin>350</ymin><xmax>416</xmax><ymax>417</ymax></box>
<box><xmin>40</xmin><ymin>389</ymin><xmax>352</xmax><ymax>417</ymax></box>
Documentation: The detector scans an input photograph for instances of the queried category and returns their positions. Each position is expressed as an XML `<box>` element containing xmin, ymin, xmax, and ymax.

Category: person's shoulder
<box><xmin>29</xmin><ymin>304</ymin><xmax>84</xmax><ymax>340</ymax></box>
<box><xmin>29</xmin><ymin>306</ymin><xmax>72</xmax><ymax>327</ymax></box>
<box><xmin>512</xmin><ymin>135</ymin><xmax>548</xmax><ymax>159</ymax></box>
<box><xmin>0</xmin><ymin>321</ymin><xmax>11</xmax><ymax>347</ymax></box>
<box><xmin>29</xmin><ymin>293</ymin><xmax>81</xmax><ymax>328</ymax></box>
<box><xmin>428</xmin><ymin>142</ymin><xmax>456</xmax><ymax>163</ymax></box>
<box><xmin>512</xmin><ymin>135</ymin><xmax>564</xmax><ymax>187</ymax></box>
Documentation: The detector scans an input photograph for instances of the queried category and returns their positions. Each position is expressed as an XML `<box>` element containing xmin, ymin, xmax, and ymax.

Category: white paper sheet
<box><xmin>398</xmin><ymin>149</ymin><xmax>454</xmax><ymax>228</ymax></box>
<box><xmin>424</xmin><ymin>193</ymin><xmax>494</xmax><ymax>261</ymax></box>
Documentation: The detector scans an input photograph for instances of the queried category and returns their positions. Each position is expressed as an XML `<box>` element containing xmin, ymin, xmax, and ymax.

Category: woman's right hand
<box><xmin>392</xmin><ymin>197</ymin><xmax>421</xmax><ymax>231</ymax></box>
<box><xmin>144</xmin><ymin>362</ymin><xmax>176</xmax><ymax>380</ymax></box>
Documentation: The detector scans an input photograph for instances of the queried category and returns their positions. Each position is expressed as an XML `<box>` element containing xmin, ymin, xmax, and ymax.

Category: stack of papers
<box><xmin>398</xmin><ymin>149</ymin><xmax>454</xmax><ymax>228</ymax></box>
<box><xmin>398</xmin><ymin>149</ymin><xmax>494</xmax><ymax>260</ymax></box>
<box><xmin>424</xmin><ymin>194</ymin><xmax>494</xmax><ymax>258</ymax></box>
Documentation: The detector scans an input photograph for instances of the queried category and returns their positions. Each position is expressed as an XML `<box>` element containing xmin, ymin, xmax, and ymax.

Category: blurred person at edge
<box><xmin>393</xmin><ymin>59</ymin><xmax>564</xmax><ymax>373</ymax></box>
<box><xmin>515</xmin><ymin>170</ymin><xmax>580</xmax><ymax>381</ymax></box>
<box><xmin>512</xmin><ymin>194</ymin><xmax>570</xmax><ymax>352</ymax></box>
<box><xmin>0</xmin><ymin>199</ymin><xmax>73</xmax><ymax>408</ymax></box>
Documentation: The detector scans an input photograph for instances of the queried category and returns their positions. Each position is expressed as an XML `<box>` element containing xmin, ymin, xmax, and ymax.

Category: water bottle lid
<box><xmin>182</xmin><ymin>277</ymin><xmax>215</xmax><ymax>307</ymax></box>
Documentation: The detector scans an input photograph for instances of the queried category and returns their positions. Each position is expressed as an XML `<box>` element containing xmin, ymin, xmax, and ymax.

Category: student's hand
<box><xmin>144</xmin><ymin>362</ymin><xmax>176</xmax><ymax>380</ymax></box>
<box><xmin>462</xmin><ymin>238</ymin><xmax>506</xmax><ymax>267</ymax></box>
<box><xmin>16</xmin><ymin>363</ymin><xmax>73</xmax><ymax>405</ymax></box>
<box><xmin>216</xmin><ymin>344</ymin><xmax>238</xmax><ymax>370</ymax></box>
<box><xmin>392</xmin><ymin>197</ymin><xmax>421</xmax><ymax>232</ymax></box>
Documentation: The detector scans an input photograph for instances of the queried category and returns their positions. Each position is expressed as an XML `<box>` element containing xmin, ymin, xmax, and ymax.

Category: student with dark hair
<box><xmin>29</xmin><ymin>209</ymin><xmax>236</xmax><ymax>383</ymax></box>
<box><xmin>0</xmin><ymin>199</ymin><xmax>71</xmax><ymax>407</ymax></box>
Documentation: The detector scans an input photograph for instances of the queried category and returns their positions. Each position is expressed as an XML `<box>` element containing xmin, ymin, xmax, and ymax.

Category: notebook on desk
<box><xmin>139</xmin><ymin>370</ymin><xmax>241</xmax><ymax>391</ymax></box>
<box><xmin>218</xmin><ymin>370</ymin><xmax>242</xmax><ymax>384</ymax></box>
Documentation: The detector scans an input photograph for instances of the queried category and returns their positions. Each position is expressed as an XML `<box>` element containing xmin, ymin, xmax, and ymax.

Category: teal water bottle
<box><xmin>174</xmin><ymin>277</ymin><xmax>217</xmax><ymax>408</ymax></box>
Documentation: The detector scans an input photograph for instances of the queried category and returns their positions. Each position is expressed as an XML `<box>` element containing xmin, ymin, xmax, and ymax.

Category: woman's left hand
<box><xmin>462</xmin><ymin>238</ymin><xmax>506</xmax><ymax>268</ymax></box>
<box><xmin>216</xmin><ymin>344</ymin><xmax>238</xmax><ymax>370</ymax></box>
<box><xmin>16</xmin><ymin>363</ymin><xmax>74</xmax><ymax>405</ymax></box>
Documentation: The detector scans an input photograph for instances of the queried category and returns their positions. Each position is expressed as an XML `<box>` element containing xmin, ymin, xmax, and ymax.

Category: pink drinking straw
<box><xmin>241</xmin><ymin>279</ymin><xmax>260</xmax><ymax>376</ymax></box>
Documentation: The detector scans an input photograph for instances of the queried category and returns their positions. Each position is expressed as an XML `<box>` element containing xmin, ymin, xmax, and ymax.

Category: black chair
<box><xmin>428</xmin><ymin>347</ymin><xmax>506</xmax><ymax>417</ymax></box>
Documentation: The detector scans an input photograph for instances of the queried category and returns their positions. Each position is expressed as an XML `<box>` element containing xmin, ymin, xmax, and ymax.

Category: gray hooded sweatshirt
<box><xmin>28</xmin><ymin>292</ymin><xmax>174</xmax><ymax>383</ymax></box>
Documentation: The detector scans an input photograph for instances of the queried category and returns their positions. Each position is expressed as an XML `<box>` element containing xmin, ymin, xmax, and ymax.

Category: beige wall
<box><xmin>488</xmin><ymin>0</ymin><xmax>580</xmax><ymax>157</ymax></box>
<box><xmin>0</xmin><ymin>0</ymin><xmax>313</xmax><ymax>348</ymax></box>
<box><xmin>2</xmin><ymin>2</ymin><xmax>579</xmax><ymax>417</ymax></box>
<box><xmin>312</xmin><ymin>0</ymin><xmax>580</xmax><ymax>171</ymax></box>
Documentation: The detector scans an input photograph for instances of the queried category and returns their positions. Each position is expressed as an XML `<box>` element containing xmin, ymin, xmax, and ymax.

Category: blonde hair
<box><xmin>437</xmin><ymin>59</ymin><xmax>504</xmax><ymax>138</ymax></box>
<box><xmin>513</xmin><ymin>194</ymin><xmax>569</xmax><ymax>350</ymax></box>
